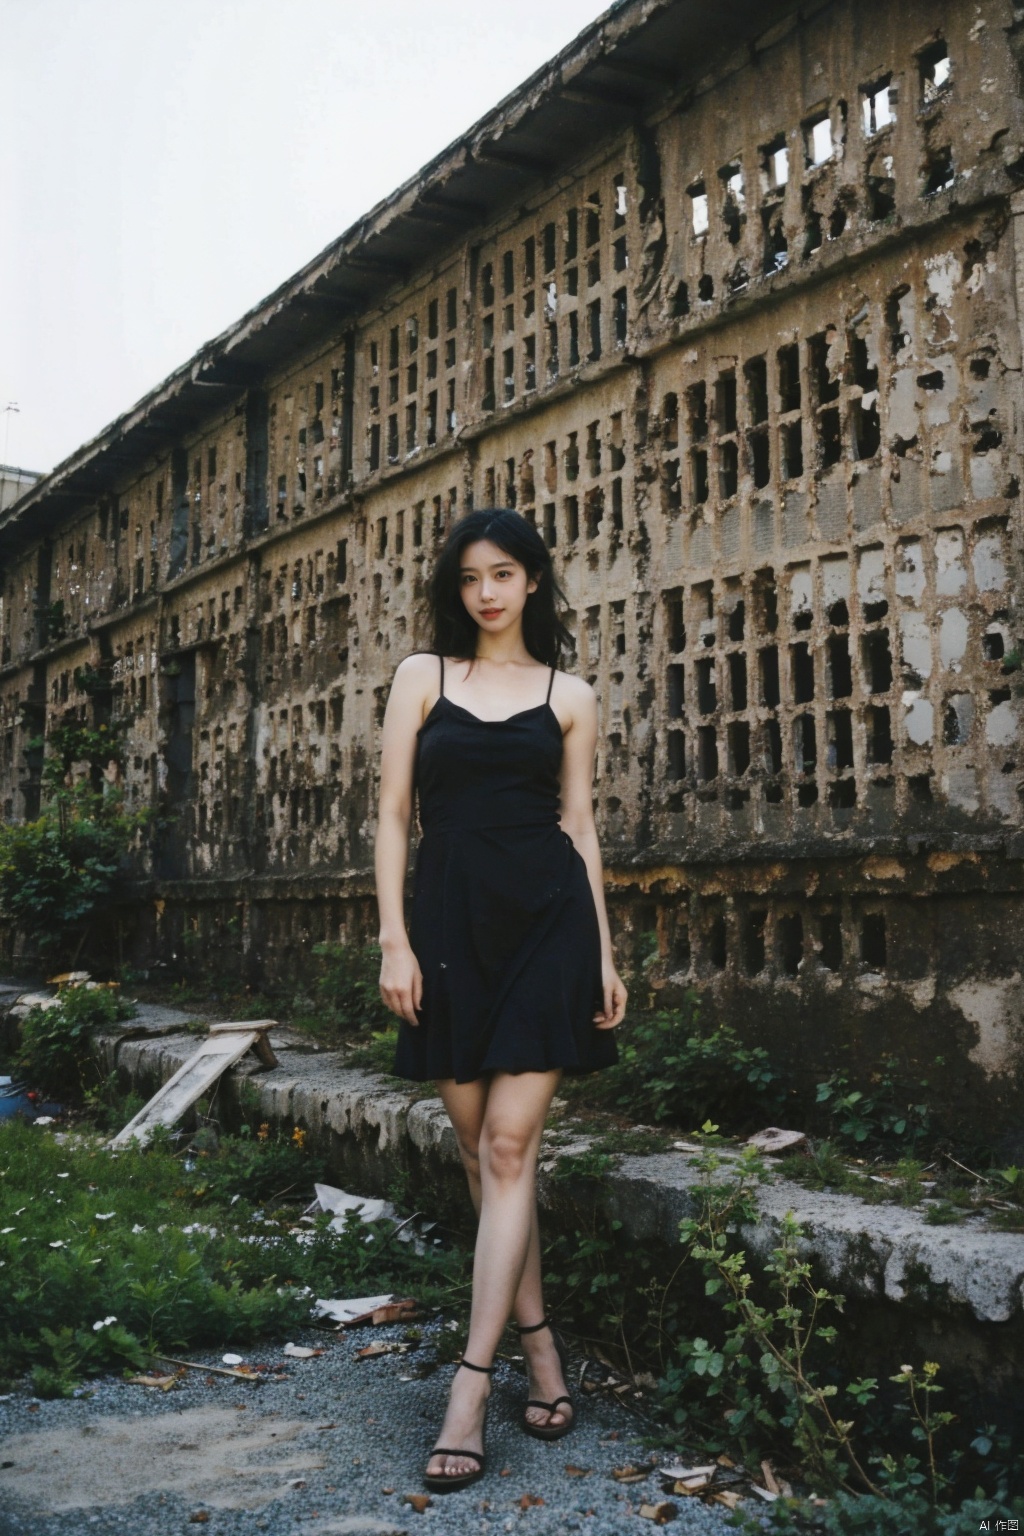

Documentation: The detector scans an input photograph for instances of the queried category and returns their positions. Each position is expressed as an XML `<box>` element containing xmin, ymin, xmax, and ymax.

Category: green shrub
<box><xmin>0</xmin><ymin>719</ymin><xmax>155</xmax><ymax>963</ymax></box>
<box><xmin>565</xmin><ymin>993</ymin><xmax>785</xmax><ymax>1133</ymax></box>
<box><xmin>0</xmin><ymin>1119</ymin><xmax>465</xmax><ymax>1395</ymax></box>
<box><xmin>15</xmin><ymin>985</ymin><xmax>136</xmax><ymax>1102</ymax></box>
<box><xmin>312</xmin><ymin>941</ymin><xmax>393</xmax><ymax>1030</ymax></box>
<box><xmin>814</xmin><ymin>1068</ymin><xmax>931</xmax><ymax>1152</ymax></box>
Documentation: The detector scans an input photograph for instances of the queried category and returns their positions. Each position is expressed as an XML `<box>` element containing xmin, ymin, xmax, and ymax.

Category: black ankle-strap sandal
<box><xmin>423</xmin><ymin>1358</ymin><xmax>493</xmax><ymax>1493</ymax></box>
<box><xmin>516</xmin><ymin>1318</ymin><xmax>575</xmax><ymax>1441</ymax></box>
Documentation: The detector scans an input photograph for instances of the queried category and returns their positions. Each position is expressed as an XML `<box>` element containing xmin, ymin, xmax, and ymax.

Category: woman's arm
<box><xmin>374</xmin><ymin>654</ymin><xmax>429</xmax><ymax>1025</ymax></box>
<box><xmin>557</xmin><ymin>680</ymin><xmax>628</xmax><ymax>1029</ymax></box>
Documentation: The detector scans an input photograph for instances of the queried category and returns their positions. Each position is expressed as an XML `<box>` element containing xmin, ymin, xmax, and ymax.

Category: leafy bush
<box><xmin>311</xmin><ymin>940</ymin><xmax>394</xmax><ymax>1032</ymax></box>
<box><xmin>565</xmin><ymin>993</ymin><xmax>786</xmax><ymax>1133</ymax></box>
<box><xmin>290</xmin><ymin>941</ymin><xmax>402</xmax><ymax>1072</ymax></box>
<box><xmin>814</xmin><ymin>1068</ymin><xmax>931</xmax><ymax>1151</ymax></box>
<box><xmin>658</xmin><ymin>1147</ymin><xmax>1020</xmax><ymax>1528</ymax></box>
<box><xmin>15</xmin><ymin>985</ymin><xmax>136</xmax><ymax>1102</ymax></box>
<box><xmin>0</xmin><ymin>719</ymin><xmax>154</xmax><ymax>963</ymax></box>
<box><xmin>0</xmin><ymin>1119</ymin><xmax>465</xmax><ymax>1395</ymax></box>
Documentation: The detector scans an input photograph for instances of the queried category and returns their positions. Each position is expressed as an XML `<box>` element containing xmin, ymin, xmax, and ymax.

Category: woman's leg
<box><xmin>437</xmin><ymin>1079</ymin><xmax>547</xmax><ymax>1329</ymax></box>
<box><xmin>437</xmin><ymin>1077</ymin><xmax>572</xmax><ymax>1435</ymax></box>
<box><xmin>427</xmin><ymin>1069</ymin><xmax>561</xmax><ymax>1476</ymax></box>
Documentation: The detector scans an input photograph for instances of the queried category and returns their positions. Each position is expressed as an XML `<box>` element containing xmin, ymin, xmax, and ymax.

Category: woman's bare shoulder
<box><xmin>553</xmin><ymin>670</ymin><xmax>597</xmax><ymax>718</ymax></box>
<box><xmin>392</xmin><ymin>651</ymin><xmax>441</xmax><ymax>686</ymax></box>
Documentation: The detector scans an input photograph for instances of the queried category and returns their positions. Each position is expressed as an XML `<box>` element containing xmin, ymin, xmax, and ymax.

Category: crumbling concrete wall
<box><xmin>2</xmin><ymin>0</ymin><xmax>1024</xmax><ymax>1134</ymax></box>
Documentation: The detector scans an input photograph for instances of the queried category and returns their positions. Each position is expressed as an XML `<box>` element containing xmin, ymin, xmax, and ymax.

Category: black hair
<box><xmin>424</xmin><ymin>509</ymin><xmax>575</xmax><ymax>667</ymax></box>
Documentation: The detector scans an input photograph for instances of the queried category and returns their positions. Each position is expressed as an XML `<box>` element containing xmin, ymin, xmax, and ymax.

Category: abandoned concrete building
<box><xmin>2</xmin><ymin>0</ymin><xmax>1023</xmax><ymax>1129</ymax></box>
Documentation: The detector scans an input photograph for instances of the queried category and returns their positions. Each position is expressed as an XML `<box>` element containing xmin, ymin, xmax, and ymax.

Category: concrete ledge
<box><xmin>89</xmin><ymin>1007</ymin><xmax>1024</xmax><ymax>1337</ymax></box>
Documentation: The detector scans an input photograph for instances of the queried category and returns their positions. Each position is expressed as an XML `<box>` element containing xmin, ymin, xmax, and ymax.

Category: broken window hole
<box><xmin>706</xmin><ymin>912</ymin><xmax>728</xmax><ymax>969</ymax></box>
<box><xmin>828</xmin><ymin>634</ymin><xmax>852</xmax><ymax>697</ymax></box>
<box><xmin>727</xmin><ymin>601</ymin><xmax>745</xmax><ymax>643</ymax></box>
<box><xmin>796</xmin><ymin>712</ymin><xmax>817</xmax><ymax>773</ymax></box>
<box><xmin>809</xmin><ymin>332</ymin><xmax>840</xmax><ymax>403</ymax></box>
<box><xmin>697</xmin><ymin>725</ymin><xmax>719</xmax><ymax>781</ymax></box>
<box><xmin>923</xmin><ymin>146</ymin><xmax>955</xmax><ymax>196</ymax></box>
<box><xmin>728</xmin><ymin>650</ymin><xmax>747</xmax><ymax>709</ymax></box>
<box><xmin>863</xmin><ymin>629</ymin><xmax>893</xmax><ymax>692</ymax></box>
<box><xmin>778</xmin><ymin>912</ymin><xmax>804</xmax><ymax>975</ymax></box>
<box><xmin>696</xmin><ymin>657</ymin><xmax>717</xmax><ymax>714</ymax></box>
<box><xmin>867</xmin><ymin>705</ymin><xmax>893</xmax><ymax>765</ymax></box>
<box><xmin>792</xmin><ymin>642</ymin><xmax>815</xmax><ymax>703</ymax></box>
<box><xmin>727</xmin><ymin>720</ymin><xmax>751</xmax><ymax>775</ymax></box>
<box><xmin>760</xmin><ymin>646</ymin><xmax>781</xmax><ymax>708</ymax></box>
<box><xmin>919</xmin><ymin>40</ymin><xmax>951</xmax><ymax>105</ymax></box>
<box><xmin>743</xmin><ymin>910</ymin><xmax>767</xmax><ymax>974</ymax></box>
<box><xmin>860</xmin><ymin>912</ymin><xmax>887</xmax><ymax>968</ymax></box>
<box><xmin>818</xmin><ymin>913</ymin><xmax>843</xmax><ymax>970</ymax></box>
<box><xmin>778</xmin><ymin>343</ymin><xmax>801</xmax><ymax>411</ymax></box>
<box><xmin>827</xmin><ymin>709</ymin><xmax>854</xmax><ymax>770</ymax></box>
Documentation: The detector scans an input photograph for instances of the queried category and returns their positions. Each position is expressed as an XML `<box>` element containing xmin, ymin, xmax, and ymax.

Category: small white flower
<box><xmin>94</xmin><ymin>1213</ymin><xmax>115</xmax><ymax>1222</ymax></box>
<box><xmin>92</xmin><ymin>1316</ymin><xmax>117</xmax><ymax>1332</ymax></box>
<box><xmin>1</xmin><ymin>1228</ymin><xmax>14</xmax><ymax>1235</ymax></box>
<box><xmin>49</xmin><ymin>1240</ymin><xmax>65</xmax><ymax>1248</ymax></box>
<box><xmin>131</xmin><ymin>1223</ymin><xmax>145</xmax><ymax>1234</ymax></box>
<box><xmin>57</xmin><ymin>1173</ymin><xmax>70</xmax><ymax>1179</ymax></box>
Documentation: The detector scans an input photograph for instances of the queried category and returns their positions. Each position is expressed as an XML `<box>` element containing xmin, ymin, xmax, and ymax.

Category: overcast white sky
<box><xmin>0</xmin><ymin>0</ymin><xmax>602</xmax><ymax>476</ymax></box>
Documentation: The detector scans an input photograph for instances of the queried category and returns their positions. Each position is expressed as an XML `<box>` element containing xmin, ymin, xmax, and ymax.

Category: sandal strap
<box><xmin>457</xmin><ymin>1358</ymin><xmax>494</xmax><ymax>1374</ymax></box>
<box><xmin>526</xmin><ymin>1395</ymin><xmax>572</xmax><ymax>1412</ymax></box>
<box><xmin>516</xmin><ymin>1317</ymin><xmax>552</xmax><ymax>1335</ymax></box>
<box><xmin>430</xmin><ymin>1448</ymin><xmax>484</xmax><ymax>1466</ymax></box>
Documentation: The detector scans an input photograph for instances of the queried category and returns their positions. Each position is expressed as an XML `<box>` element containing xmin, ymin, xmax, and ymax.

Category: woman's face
<box><xmin>458</xmin><ymin>539</ymin><xmax>538</xmax><ymax>634</ymax></box>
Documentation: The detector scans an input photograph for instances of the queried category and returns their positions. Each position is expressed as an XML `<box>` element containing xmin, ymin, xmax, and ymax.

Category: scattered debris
<box><xmin>639</xmin><ymin>1502</ymin><xmax>678</xmax><ymax>1524</ymax></box>
<box><xmin>565</xmin><ymin>1463</ymin><xmax>591</xmax><ymax>1477</ymax></box>
<box><xmin>126</xmin><ymin>1373</ymin><xmax>179</xmax><ymax>1391</ymax></box>
<box><xmin>712</xmin><ymin>1489</ymin><xmax>745</xmax><ymax>1510</ymax></box>
<box><xmin>312</xmin><ymin>1294</ymin><xmax>419</xmax><ymax>1327</ymax></box>
<box><xmin>107</xmin><ymin>1021</ymin><xmax>279</xmax><ymax>1149</ymax></box>
<box><xmin>222</xmin><ymin>1354</ymin><xmax>244</xmax><ymax>1366</ymax></box>
<box><xmin>519</xmin><ymin>1493</ymin><xmax>545</xmax><ymax>1508</ymax></box>
<box><xmin>746</xmin><ymin>1127</ymin><xmax>808</xmax><ymax>1155</ymax></box>
<box><xmin>355</xmin><ymin>1341</ymin><xmax>413</xmax><ymax>1360</ymax></box>
<box><xmin>308</xmin><ymin>1183</ymin><xmax>395</xmax><ymax>1228</ymax></box>
<box><xmin>403</xmin><ymin>1492</ymin><xmax>432</xmax><ymax>1513</ymax></box>
<box><xmin>152</xmin><ymin>1355</ymin><xmax>260</xmax><ymax>1381</ymax></box>
<box><xmin>611</xmin><ymin>1464</ymin><xmax>651</xmax><ymax>1484</ymax></box>
<box><xmin>281</xmin><ymin>1343</ymin><xmax>321</xmax><ymax>1359</ymax></box>
<box><xmin>659</xmin><ymin>1463</ymin><xmax>715</xmax><ymax>1495</ymax></box>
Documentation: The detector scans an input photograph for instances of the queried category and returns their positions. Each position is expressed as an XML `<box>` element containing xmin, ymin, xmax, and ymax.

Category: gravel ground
<box><xmin>0</xmin><ymin>1322</ymin><xmax>738</xmax><ymax>1536</ymax></box>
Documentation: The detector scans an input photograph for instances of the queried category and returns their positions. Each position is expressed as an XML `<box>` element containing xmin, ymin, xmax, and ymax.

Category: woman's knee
<box><xmin>481</xmin><ymin>1125</ymin><xmax>534</xmax><ymax>1184</ymax></box>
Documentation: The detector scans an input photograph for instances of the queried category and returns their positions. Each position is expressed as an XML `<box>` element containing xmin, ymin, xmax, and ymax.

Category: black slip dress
<box><xmin>392</xmin><ymin>654</ymin><xmax>619</xmax><ymax>1084</ymax></box>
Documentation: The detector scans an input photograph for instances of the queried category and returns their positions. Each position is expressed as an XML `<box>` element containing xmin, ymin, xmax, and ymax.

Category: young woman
<box><xmin>374</xmin><ymin>508</ymin><xmax>628</xmax><ymax>1493</ymax></box>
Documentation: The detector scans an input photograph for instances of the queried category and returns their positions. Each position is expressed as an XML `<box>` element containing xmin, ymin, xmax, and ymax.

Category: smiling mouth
<box><xmin>480</xmin><ymin>609</ymin><xmax>502</xmax><ymax>617</ymax></box>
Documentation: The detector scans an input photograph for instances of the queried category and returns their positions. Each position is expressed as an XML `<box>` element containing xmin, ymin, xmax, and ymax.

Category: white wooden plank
<box><xmin>107</xmin><ymin>1030</ymin><xmax>259</xmax><ymax>1149</ymax></box>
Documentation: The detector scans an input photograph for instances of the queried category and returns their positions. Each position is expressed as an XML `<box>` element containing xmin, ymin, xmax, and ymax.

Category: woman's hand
<box><xmin>379</xmin><ymin>940</ymin><xmax>424</xmax><ymax>1026</ymax></box>
<box><xmin>593</xmin><ymin>959</ymin><xmax>628</xmax><ymax>1029</ymax></box>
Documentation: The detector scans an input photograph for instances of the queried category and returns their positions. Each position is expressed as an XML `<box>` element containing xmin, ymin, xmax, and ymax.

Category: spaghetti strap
<box><xmin>439</xmin><ymin>653</ymin><xmax>445</xmax><ymax>698</ymax></box>
<box><xmin>545</xmin><ymin>664</ymin><xmax>556</xmax><ymax>703</ymax></box>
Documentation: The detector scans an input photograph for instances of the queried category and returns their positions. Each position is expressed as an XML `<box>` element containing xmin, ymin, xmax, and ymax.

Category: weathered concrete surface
<box><xmin>83</xmin><ymin>1002</ymin><xmax>1024</xmax><ymax>1409</ymax></box>
<box><xmin>0</xmin><ymin>1329</ymin><xmax>727</xmax><ymax>1536</ymax></box>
